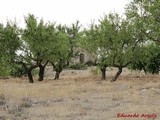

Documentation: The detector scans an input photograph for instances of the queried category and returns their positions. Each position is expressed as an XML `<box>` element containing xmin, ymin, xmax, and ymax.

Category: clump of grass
<box><xmin>0</xmin><ymin>116</ymin><xmax>7</xmax><ymax>120</ymax></box>
<box><xmin>90</xmin><ymin>67</ymin><xmax>101</xmax><ymax>75</ymax></box>
<box><xmin>19</xmin><ymin>97</ymin><xmax>32</xmax><ymax>108</ymax></box>
<box><xmin>0</xmin><ymin>94</ymin><xmax>6</xmax><ymax>106</ymax></box>
<box><xmin>7</xmin><ymin>104</ymin><xmax>23</xmax><ymax>114</ymax></box>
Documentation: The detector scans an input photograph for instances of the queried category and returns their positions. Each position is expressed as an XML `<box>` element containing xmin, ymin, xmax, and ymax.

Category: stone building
<box><xmin>70</xmin><ymin>47</ymin><xmax>96</xmax><ymax>65</ymax></box>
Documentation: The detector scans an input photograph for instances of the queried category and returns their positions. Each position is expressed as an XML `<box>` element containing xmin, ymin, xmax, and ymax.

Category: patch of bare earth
<box><xmin>0</xmin><ymin>67</ymin><xmax>160</xmax><ymax>120</ymax></box>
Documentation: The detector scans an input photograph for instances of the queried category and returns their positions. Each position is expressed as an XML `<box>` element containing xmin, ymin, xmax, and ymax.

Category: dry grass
<box><xmin>0</xmin><ymin>67</ymin><xmax>160</xmax><ymax>120</ymax></box>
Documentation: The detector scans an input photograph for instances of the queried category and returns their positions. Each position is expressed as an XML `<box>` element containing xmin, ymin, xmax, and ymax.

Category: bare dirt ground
<box><xmin>0</xmin><ymin>67</ymin><xmax>160</xmax><ymax>120</ymax></box>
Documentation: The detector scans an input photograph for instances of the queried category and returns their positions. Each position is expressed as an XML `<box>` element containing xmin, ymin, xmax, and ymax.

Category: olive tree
<box><xmin>130</xmin><ymin>43</ymin><xmax>160</xmax><ymax>74</ymax></box>
<box><xmin>49</xmin><ymin>26</ymin><xmax>69</xmax><ymax>80</ymax></box>
<box><xmin>66</xmin><ymin>21</ymin><xmax>81</xmax><ymax>65</ymax></box>
<box><xmin>81</xmin><ymin>22</ymin><xmax>108</xmax><ymax>79</ymax></box>
<box><xmin>18</xmin><ymin>14</ymin><xmax>52</xmax><ymax>82</ymax></box>
<box><xmin>99</xmin><ymin>13</ymin><xmax>138</xmax><ymax>81</ymax></box>
<box><xmin>0</xmin><ymin>22</ymin><xmax>21</xmax><ymax>76</ymax></box>
<box><xmin>82</xmin><ymin>13</ymin><xmax>140</xmax><ymax>81</ymax></box>
<box><xmin>125</xmin><ymin>0</ymin><xmax>160</xmax><ymax>75</ymax></box>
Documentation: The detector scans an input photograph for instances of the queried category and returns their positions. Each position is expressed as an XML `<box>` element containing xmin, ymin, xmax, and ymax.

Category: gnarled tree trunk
<box><xmin>51</xmin><ymin>60</ymin><xmax>64</xmax><ymax>80</ymax></box>
<box><xmin>101</xmin><ymin>65</ymin><xmax>107</xmax><ymax>80</ymax></box>
<box><xmin>13</xmin><ymin>61</ymin><xmax>38</xmax><ymax>83</ymax></box>
<box><xmin>54</xmin><ymin>65</ymin><xmax>63</xmax><ymax>80</ymax></box>
<box><xmin>111</xmin><ymin>67</ymin><xmax>122</xmax><ymax>82</ymax></box>
<box><xmin>54</xmin><ymin>71</ymin><xmax>61</xmax><ymax>80</ymax></box>
<box><xmin>38</xmin><ymin>65</ymin><xmax>45</xmax><ymax>81</ymax></box>
<box><xmin>27</xmin><ymin>65</ymin><xmax>38</xmax><ymax>83</ymax></box>
<box><xmin>38</xmin><ymin>61</ymin><xmax>48</xmax><ymax>81</ymax></box>
<box><xmin>28</xmin><ymin>70</ymin><xmax>34</xmax><ymax>83</ymax></box>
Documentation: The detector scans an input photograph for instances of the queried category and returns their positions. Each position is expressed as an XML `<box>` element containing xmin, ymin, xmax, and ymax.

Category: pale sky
<box><xmin>0</xmin><ymin>0</ymin><xmax>130</xmax><ymax>27</ymax></box>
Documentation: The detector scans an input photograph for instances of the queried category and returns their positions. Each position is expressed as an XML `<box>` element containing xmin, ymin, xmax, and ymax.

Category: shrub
<box><xmin>69</xmin><ymin>63</ymin><xmax>87</xmax><ymax>70</ymax></box>
<box><xmin>10</xmin><ymin>65</ymin><xmax>27</xmax><ymax>78</ymax></box>
<box><xmin>0</xmin><ymin>62</ymin><xmax>10</xmax><ymax>77</ymax></box>
<box><xmin>85</xmin><ymin>60</ymin><xmax>95</xmax><ymax>66</ymax></box>
<box><xmin>10</xmin><ymin>65</ymin><xmax>38</xmax><ymax>78</ymax></box>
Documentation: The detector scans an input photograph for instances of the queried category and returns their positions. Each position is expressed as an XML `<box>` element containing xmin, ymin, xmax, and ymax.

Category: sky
<box><xmin>0</xmin><ymin>0</ymin><xmax>130</xmax><ymax>27</ymax></box>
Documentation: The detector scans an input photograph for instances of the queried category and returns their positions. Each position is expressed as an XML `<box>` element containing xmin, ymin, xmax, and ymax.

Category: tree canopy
<box><xmin>1</xmin><ymin>0</ymin><xmax>160</xmax><ymax>82</ymax></box>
